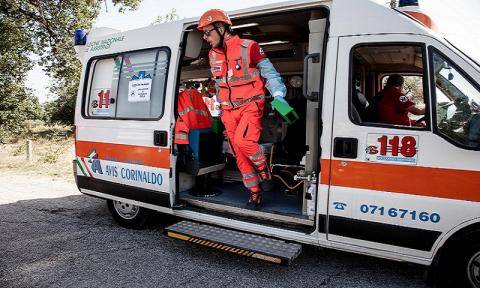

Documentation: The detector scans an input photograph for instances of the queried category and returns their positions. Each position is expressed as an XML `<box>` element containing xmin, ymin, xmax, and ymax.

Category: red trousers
<box><xmin>221</xmin><ymin>100</ymin><xmax>267</xmax><ymax>191</ymax></box>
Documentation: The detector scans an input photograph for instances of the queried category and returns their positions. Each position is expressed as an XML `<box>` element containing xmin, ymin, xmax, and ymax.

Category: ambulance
<box><xmin>72</xmin><ymin>0</ymin><xmax>480</xmax><ymax>286</ymax></box>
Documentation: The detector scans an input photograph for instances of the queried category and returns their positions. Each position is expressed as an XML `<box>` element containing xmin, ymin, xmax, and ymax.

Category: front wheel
<box><xmin>440</xmin><ymin>232</ymin><xmax>480</xmax><ymax>288</ymax></box>
<box><xmin>465</xmin><ymin>246</ymin><xmax>480</xmax><ymax>288</ymax></box>
<box><xmin>107</xmin><ymin>199</ymin><xmax>151</xmax><ymax>229</ymax></box>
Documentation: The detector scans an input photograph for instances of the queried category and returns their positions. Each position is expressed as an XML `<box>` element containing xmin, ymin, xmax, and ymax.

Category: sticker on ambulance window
<box><xmin>91</xmin><ymin>89</ymin><xmax>111</xmax><ymax>115</ymax></box>
<box><xmin>128</xmin><ymin>71</ymin><xmax>152</xmax><ymax>102</ymax></box>
<box><xmin>365</xmin><ymin>133</ymin><xmax>419</xmax><ymax>165</ymax></box>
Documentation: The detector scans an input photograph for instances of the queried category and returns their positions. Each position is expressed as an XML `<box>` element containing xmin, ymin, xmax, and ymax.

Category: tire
<box><xmin>438</xmin><ymin>231</ymin><xmax>480</xmax><ymax>288</ymax></box>
<box><xmin>107</xmin><ymin>199</ymin><xmax>151</xmax><ymax>229</ymax></box>
<box><xmin>459</xmin><ymin>240</ymin><xmax>480</xmax><ymax>288</ymax></box>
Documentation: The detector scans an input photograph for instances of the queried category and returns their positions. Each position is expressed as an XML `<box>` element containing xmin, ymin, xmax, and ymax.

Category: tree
<box><xmin>0</xmin><ymin>15</ymin><xmax>43</xmax><ymax>142</ymax></box>
<box><xmin>0</xmin><ymin>0</ymin><xmax>142</xmax><ymax>125</ymax></box>
<box><xmin>403</xmin><ymin>76</ymin><xmax>423</xmax><ymax>104</ymax></box>
<box><xmin>153</xmin><ymin>8</ymin><xmax>180</xmax><ymax>25</ymax></box>
<box><xmin>388</xmin><ymin>0</ymin><xmax>397</xmax><ymax>9</ymax></box>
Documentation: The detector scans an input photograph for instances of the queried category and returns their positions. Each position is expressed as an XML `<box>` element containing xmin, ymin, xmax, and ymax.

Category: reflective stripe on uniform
<box><xmin>252</xmin><ymin>159</ymin><xmax>266</xmax><ymax>166</ymax></box>
<box><xmin>220</xmin><ymin>94</ymin><xmax>265</xmax><ymax>108</ymax></box>
<box><xmin>217</xmin><ymin>70</ymin><xmax>260</xmax><ymax>84</ymax></box>
<box><xmin>178</xmin><ymin>106</ymin><xmax>194</xmax><ymax>116</ymax></box>
<box><xmin>248</xmin><ymin>149</ymin><xmax>263</xmax><ymax>161</ymax></box>
<box><xmin>210</xmin><ymin>51</ymin><xmax>216</xmax><ymax>65</ymax></box>
<box><xmin>194</xmin><ymin>109</ymin><xmax>209</xmax><ymax>117</ymax></box>
<box><xmin>241</xmin><ymin>40</ymin><xmax>250</xmax><ymax>76</ymax></box>
<box><xmin>243</xmin><ymin>177</ymin><xmax>260</xmax><ymax>188</ymax></box>
<box><xmin>248</xmin><ymin>149</ymin><xmax>267</xmax><ymax>167</ymax></box>
<box><xmin>175</xmin><ymin>133</ymin><xmax>188</xmax><ymax>140</ymax></box>
<box><xmin>242</xmin><ymin>168</ymin><xmax>260</xmax><ymax>188</ymax></box>
<box><xmin>179</xmin><ymin>107</ymin><xmax>210</xmax><ymax>117</ymax></box>
<box><xmin>242</xmin><ymin>171</ymin><xmax>258</xmax><ymax>179</ymax></box>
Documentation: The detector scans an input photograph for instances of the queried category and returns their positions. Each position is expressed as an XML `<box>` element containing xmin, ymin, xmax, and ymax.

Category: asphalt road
<box><xmin>0</xmin><ymin>172</ymin><xmax>429</xmax><ymax>288</ymax></box>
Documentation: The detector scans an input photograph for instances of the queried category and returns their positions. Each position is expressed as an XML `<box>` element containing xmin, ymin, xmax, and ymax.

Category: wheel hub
<box><xmin>113</xmin><ymin>201</ymin><xmax>139</xmax><ymax>220</ymax></box>
<box><xmin>468</xmin><ymin>251</ymin><xmax>480</xmax><ymax>288</ymax></box>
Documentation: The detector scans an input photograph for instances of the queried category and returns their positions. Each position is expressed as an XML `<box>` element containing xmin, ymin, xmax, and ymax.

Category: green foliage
<box><xmin>39</xmin><ymin>145</ymin><xmax>64</xmax><ymax>163</ymax></box>
<box><xmin>403</xmin><ymin>76</ymin><xmax>424</xmax><ymax>104</ymax></box>
<box><xmin>153</xmin><ymin>8</ymin><xmax>180</xmax><ymax>24</ymax></box>
<box><xmin>12</xmin><ymin>143</ymin><xmax>25</xmax><ymax>156</ymax></box>
<box><xmin>0</xmin><ymin>15</ymin><xmax>43</xmax><ymax>142</ymax></box>
<box><xmin>21</xmin><ymin>120</ymin><xmax>72</xmax><ymax>140</ymax></box>
<box><xmin>0</xmin><ymin>84</ymin><xmax>43</xmax><ymax>142</ymax></box>
<box><xmin>0</xmin><ymin>0</ymin><xmax>142</xmax><ymax>127</ymax></box>
<box><xmin>388</xmin><ymin>0</ymin><xmax>397</xmax><ymax>9</ymax></box>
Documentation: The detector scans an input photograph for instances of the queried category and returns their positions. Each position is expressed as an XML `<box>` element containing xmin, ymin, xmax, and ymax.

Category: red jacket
<box><xmin>209</xmin><ymin>35</ymin><xmax>265</xmax><ymax>109</ymax></box>
<box><xmin>377</xmin><ymin>86</ymin><xmax>415</xmax><ymax>126</ymax></box>
<box><xmin>174</xmin><ymin>89</ymin><xmax>212</xmax><ymax>144</ymax></box>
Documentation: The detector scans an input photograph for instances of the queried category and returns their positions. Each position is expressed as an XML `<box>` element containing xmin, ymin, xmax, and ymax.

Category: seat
<box><xmin>351</xmin><ymin>90</ymin><xmax>370</xmax><ymax>123</ymax></box>
<box><xmin>183</xmin><ymin>128</ymin><xmax>225</xmax><ymax>176</ymax></box>
<box><xmin>351</xmin><ymin>105</ymin><xmax>362</xmax><ymax>124</ymax></box>
<box><xmin>180</xmin><ymin>128</ymin><xmax>225</xmax><ymax>197</ymax></box>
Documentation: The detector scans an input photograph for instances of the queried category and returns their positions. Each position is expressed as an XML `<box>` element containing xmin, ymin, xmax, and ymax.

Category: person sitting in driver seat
<box><xmin>375</xmin><ymin>74</ymin><xmax>425</xmax><ymax>126</ymax></box>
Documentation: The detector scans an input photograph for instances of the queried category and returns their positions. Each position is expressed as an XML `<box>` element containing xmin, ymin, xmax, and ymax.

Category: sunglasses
<box><xmin>203</xmin><ymin>28</ymin><xmax>215</xmax><ymax>37</ymax></box>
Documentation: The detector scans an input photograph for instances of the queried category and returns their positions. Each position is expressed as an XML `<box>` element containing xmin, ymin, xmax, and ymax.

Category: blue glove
<box><xmin>272</xmin><ymin>96</ymin><xmax>288</xmax><ymax>111</ymax></box>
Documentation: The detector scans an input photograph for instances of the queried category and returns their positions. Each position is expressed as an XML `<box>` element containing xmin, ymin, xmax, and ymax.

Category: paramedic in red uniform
<box><xmin>376</xmin><ymin>74</ymin><xmax>425</xmax><ymax>126</ymax></box>
<box><xmin>198</xmin><ymin>9</ymin><xmax>288</xmax><ymax>209</ymax></box>
<box><xmin>174</xmin><ymin>88</ymin><xmax>212</xmax><ymax>145</ymax></box>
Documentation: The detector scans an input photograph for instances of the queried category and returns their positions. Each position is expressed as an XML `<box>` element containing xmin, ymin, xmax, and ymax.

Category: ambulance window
<box><xmin>87</xmin><ymin>56</ymin><xmax>121</xmax><ymax>118</ymax></box>
<box><xmin>350</xmin><ymin>45</ymin><xmax>427</xmax><ymax>129</ymax></box>
<box><xmin>431</xmin><ymin>50</ymin><xmax>480</xmax><ymax>148</ymax></box>
<box><xmin>116</xmin><ymin>49</ymin><xmax>168</xmax><ymax>119</ymax></box>
<box><xmin>85</xmin><ymin>48</ymin><xmax>169</xmax><ymax>119</ymax></box>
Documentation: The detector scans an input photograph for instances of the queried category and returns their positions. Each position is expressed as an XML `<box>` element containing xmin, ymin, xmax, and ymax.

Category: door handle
<box><xmin>303</xmin><ymin>53</ymin><xmax>320</xmax><ymax>101</ymax></box>
<box><xmin>333</xmin><ymin>137</ymin><xmax>358</xmax><ymax>159</ymax></box>
<box><xmin>154</xmin><ymin>131</ymin><xmax>168</xmax><ymax>147</ymax></box>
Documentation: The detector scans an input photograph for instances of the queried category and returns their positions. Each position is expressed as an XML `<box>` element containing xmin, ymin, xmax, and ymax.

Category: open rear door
<box><xmin>74</xmin><ymin>21</ymin><xmax>184</xmax><ymax>209</ymax></box>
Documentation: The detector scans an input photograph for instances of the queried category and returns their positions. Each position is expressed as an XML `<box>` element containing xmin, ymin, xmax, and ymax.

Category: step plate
<box><xmin>165</xmin><ymin>221</ymin><xmax>302</xmax><ymax>265</ymax></box>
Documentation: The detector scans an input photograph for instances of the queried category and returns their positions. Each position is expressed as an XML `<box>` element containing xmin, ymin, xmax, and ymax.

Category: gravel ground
<box><xmin>0</xmin><ymin>172</ymin><xmax>428</xmax><ymax>288</ymax></box>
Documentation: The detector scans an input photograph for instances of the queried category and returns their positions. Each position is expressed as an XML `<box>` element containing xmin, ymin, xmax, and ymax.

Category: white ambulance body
<box><xmin>73</xmin><ymin>0</ymin><xmax>480</xmax><ymax>286</ymax></box>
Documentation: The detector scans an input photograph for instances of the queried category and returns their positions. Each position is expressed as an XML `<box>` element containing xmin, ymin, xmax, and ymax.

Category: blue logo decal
<box><xmin>131</xmin><ymin>70</ymin><xmax>151</xmax><ymax>80</ymax></box>
<box><xmin>90</xmin><ymin>159</ymin><xmax>103</xmax><ymax>174</ymax></box>
<box><xmin>333</xmin><ymin>202</ymin><xmax>347</xmax><ymax>210</ymax></box>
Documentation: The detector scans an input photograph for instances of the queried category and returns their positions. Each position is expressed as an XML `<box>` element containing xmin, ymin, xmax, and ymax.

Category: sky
<box><xmin>26</xmin><ymin>0</ymin><xmax>480</xmax><ymax>103</ymax></box>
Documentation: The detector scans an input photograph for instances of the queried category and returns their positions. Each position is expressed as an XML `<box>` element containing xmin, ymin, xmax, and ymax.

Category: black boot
<box><xmin>247</xmin><ymin>190</ymin><xmax>262</xmax><ymax>210</ymax></box>
<box><xmin>258</xmin><ymin>165</ymin><xmax>273</xmax><ymax>191</ymax></box>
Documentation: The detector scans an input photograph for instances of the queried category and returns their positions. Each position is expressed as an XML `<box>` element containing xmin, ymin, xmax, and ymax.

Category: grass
<box><xmin>0</xmin><ymin>137</ymin><xmax>75</xmax><ymax>182</ymax></box>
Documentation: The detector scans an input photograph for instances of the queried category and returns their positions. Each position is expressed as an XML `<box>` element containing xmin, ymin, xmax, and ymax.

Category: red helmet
<box><xmin>197</xmin><ymin>9</ymin><xmax>232</xmax><ymax>30</ymax></box>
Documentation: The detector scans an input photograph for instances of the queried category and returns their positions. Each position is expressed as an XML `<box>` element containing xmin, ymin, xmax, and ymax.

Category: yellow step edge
<box><xmin>251</xmin><ymin>253</ymin><xmax>282</xmax><ymax>264</ymax></box>
<box><xmin>167</xmin><ymin>232</ymin><xmax>191</xmax><ymax>241</ymax></box>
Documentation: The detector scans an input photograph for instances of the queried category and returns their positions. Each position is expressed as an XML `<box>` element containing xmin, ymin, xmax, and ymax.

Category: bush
<box><xmin>22</xmin><ymin>120</ymin><xmax>73</xmax><ymax>140</ymax></box>
<box><xmin>1</xmin><ymin>120</ymin><xmax>73</xmax><ymax>143</ymax></box>
<box><xmin>0</xmin><ymin>86</ymin><xmax>43</xmax><ymax>143</ymax></box>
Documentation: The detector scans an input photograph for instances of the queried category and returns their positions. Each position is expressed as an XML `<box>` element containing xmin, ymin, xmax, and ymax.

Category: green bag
<box><xmin>270</xmin><ymin>98</ymin><xmax>299</xmax><ymax>125</ymax></box>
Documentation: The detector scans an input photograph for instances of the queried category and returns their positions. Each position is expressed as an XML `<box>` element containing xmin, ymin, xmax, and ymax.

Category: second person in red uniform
<box><xmin>376</xmin><ymin>74</ymin><xmax>425</xmax><ymax>126</ymax></box>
